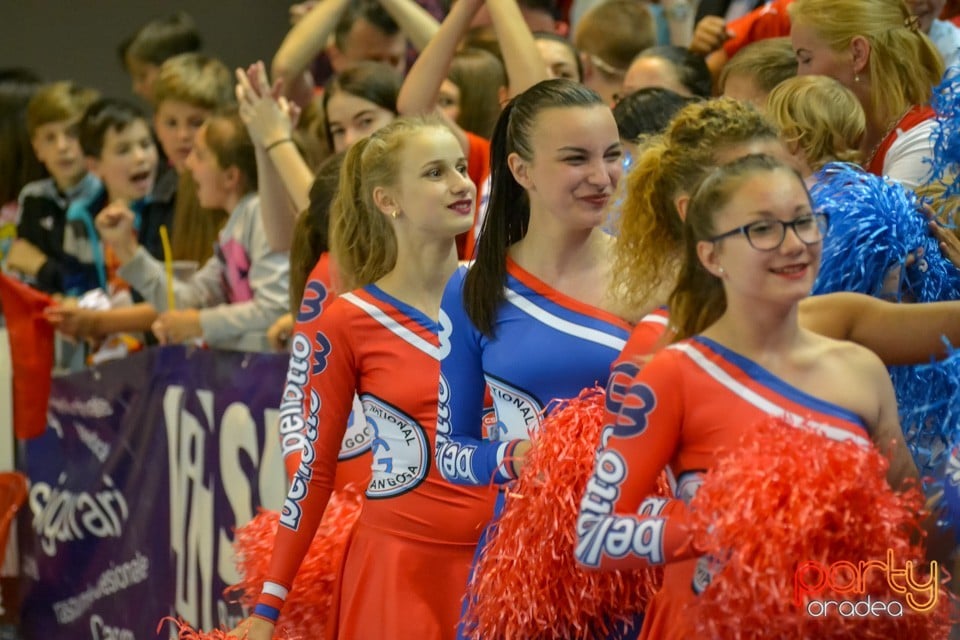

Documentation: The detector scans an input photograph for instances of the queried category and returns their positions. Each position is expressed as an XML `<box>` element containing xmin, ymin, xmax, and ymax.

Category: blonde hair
<box><xmin>789</xmin><ymin>0</ymin><xmax>943</xmax><ymax>122</ymax></box>
<box><xmin>669</xmin><ymin>154</ymin><xmax>806</xmax><ymax>340</ymax></box>
<box><xmin>615</xmin><ymin>98</ymin><xmax>780</xmax><ymax>317</ymax></box>
<box><xmin>329</xmin><ymin>116</ymin><xmax>446</xmax><ymax>290</ymax></box>
<box><xmin>766</xmin><ymin>75</ymin><xmax>864</xmax><ymax>172</ymax></box>
<box><xmin>574</xmin><ymin>0</ymin><xmax>656</xmax><ymax>76</ymax></box>
<box><xmin>26</xmin><ymin>81</ymin><xmax>100</xmax><ymax>136</ymax></box>
<box><xmin>153</xmin><ymin>53</ymin><xmax>234</xmax><ymax>110</ymax></box>
<box><xmin>718</xmin><ymin>37</ymin><xmax>797</xmax><ymax>94</ymax></box>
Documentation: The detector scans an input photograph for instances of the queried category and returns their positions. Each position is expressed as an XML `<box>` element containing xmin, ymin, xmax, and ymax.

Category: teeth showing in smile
<box><xmin>772</xmin><ymin>265</ymin><xmax>805</xmax><ymax>274</ymax></box>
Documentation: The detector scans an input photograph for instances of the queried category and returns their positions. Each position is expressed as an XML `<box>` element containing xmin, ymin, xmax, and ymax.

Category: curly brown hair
<box><xmin>613</xmin><ymin>98</ymin><xmax>780</xmax><ymax>318</ymax></box>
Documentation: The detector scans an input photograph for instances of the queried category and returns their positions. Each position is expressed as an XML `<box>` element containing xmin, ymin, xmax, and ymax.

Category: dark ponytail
<box><xmin>463</xmin><ymin>78</ymin><xmax>603</xmax><ymax>336</ymax></box>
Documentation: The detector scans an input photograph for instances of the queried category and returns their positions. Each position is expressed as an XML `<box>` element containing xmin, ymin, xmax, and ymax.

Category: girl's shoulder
<box><xmin>802</xmin><ymin>329</ymin><xmax>887</xmax><ymax>383</ymax></box>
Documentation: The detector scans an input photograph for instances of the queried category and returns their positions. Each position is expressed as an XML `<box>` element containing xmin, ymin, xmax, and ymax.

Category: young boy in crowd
<box><xmin>8</xmin><ymin>81</ymin><xmax>100</xmax><ymax>293</ymax></box>
<box><xmin>65</xmin><ymin>97</ymin><xmax>163</xmax><ymax>296</ymax></box>
<box><xmin>117</xmin><ymin>11</ymin><xmax>203</xmax><ymax>105</ymax></box>
<box><xmin>151</xmin><ymin>53</ymin><xmax>234</xmax><ymax>264</ymax></box>
<box><xmin>95</xmin><ymin>109</ymin><xmax>289</xmax><ymax>352</ymax></box>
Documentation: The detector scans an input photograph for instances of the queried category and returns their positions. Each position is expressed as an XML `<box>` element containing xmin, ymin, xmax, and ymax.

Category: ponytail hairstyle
<box><xmin>204</xmin><ymin>107</ymin><xmax>257</xmax><ymax>193</ymax></box>
<box><xmin>463</xmin><ymin>79</ymin><xmax>604</xmax><ymax>336</ymax></box>
<box><xmin>789</xmin><ymin>0</ymin><xmax>943</xmax><ymax>123</ymax></box>
<box><xmin>669</xmin><ymin>154</ymin><xmax>808</xmax><ymax>340</ymax></box>
<box><xmin>329</xmin><ymin>115</ymin><xmax>446</xmax><ymax>291</ymax></box>
<box><xmin>289</xmin><ymin>151</ymin><xmax>346</xmax><ymax>314</ymax></box>
<box><xmin>614</xmin><ymin>98</ymin><xmax>780</xmax><ymax>318</ymax></box>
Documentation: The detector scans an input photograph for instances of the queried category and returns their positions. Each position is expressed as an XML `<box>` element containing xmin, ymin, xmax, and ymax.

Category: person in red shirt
<box><xmin>578</xmin><ymin>153</ymin><xmax>917</xmax><ymax>639</ymax></box>
<box><xmin>229</xmin><ymin>117</ymin><xmax>494</xmax><ymax>640</ymax></box>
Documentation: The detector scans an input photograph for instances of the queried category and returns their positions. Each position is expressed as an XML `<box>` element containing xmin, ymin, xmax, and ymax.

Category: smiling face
<box><xmin>512</xmin><ymin>105</ymin><xmax>623</xmax><ymax>230</ymax></box>
<box><xmin>698</xmin><ymin>168</ymin><xmax>820</xmax><ymax>306</ymax></box>
<box><xmin>154</xmin><ymin>99</ymin><xmax>209</xmax><ymax>173</ymax></box>
<box><xmin>382</xmin><ymin>126</ymin><xmax>476</xmax><ymax>239</ymax></box>
<box><xmin>88</xmin><ymin>119</ymin><xmax>158</xmax><ymax>202</ymax></box>
<box><xmin>325</xmin><ymin>90</ymin><xmax>397</xmax><ymax>153</ymax></box>
<box><xmin>31</xmin><ymin>118</ymin><xmax>87</xmax><ymax>191</ymax></box>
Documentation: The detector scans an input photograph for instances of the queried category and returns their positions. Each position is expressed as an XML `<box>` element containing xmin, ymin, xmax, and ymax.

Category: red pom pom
<box><xmin>229</xmin><ymin>484</ymin><xmax>363</xmax><ymax>637</ymax></box>
<box><xmin>464</xmin><ymin>388</ymin><xmax>664</xmax><ymax>639</ymax></box>
<box><xmin>157</xmin><ymin>616</ymin><xmax>256</xmax><ymax>639</ymax></box>
<box><xmin>689</xmin><ymin>416</ymin><xmax>952</xmax><ymax>639</ymax></box>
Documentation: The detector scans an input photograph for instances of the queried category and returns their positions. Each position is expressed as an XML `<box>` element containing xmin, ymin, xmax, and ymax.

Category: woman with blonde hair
<box><xmin>789</xmin><ymin>0</ymin><xmax>944</xmax><ymax>187</ymax></box>
<box><xmin>765</xmin><ymin>74</ymin><xmax>865</xmax><ymax>177</ymax></box>
<box><xmin>229</xmin><ymin>116</ymin><xmax>495</xmax><ymax>640</ymax></box>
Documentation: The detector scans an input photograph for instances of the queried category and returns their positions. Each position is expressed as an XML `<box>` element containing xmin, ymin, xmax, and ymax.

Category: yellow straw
<box><xmin>159</xmin><ymin>225</ymin><xmax>175</xmax><ymax>311</ymax></box>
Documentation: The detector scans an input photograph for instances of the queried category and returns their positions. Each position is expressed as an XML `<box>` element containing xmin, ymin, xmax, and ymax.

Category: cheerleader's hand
<box><xmin>917</xmin><ymin>203</ymin><xmax>960</xmax><ymax>269</ymax></box>
<box><xmin>928</xmin><ymin>220</ymin><xmax>960</xmax><ymax>269</ymax></box>
<box><xmin>227</xmin><ymin>616</ymin><xmax>274</xmax><ymax>640</ymax></box>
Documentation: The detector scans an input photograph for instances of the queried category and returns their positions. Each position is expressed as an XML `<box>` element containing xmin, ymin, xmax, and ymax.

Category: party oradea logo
<box><xmin>794</xmin><ymin>550</ymin><xmax>938</xmax><ymax>617</ymax></box>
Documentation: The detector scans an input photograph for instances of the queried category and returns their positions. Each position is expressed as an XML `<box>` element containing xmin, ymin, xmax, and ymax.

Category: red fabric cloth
<box><xmin>457</xmin><ymin>132</ymin><xmax>491</xmax><ymax>261</ymax></box>
<box><xmin>723</xmin><ymin>0</ymin><xmax>794</xmax><ymax>59</ymax></box>
<box><xmin>0</xmin><ymin>274</ymin><xmax>53</xmax><ymax>439</ymax></box>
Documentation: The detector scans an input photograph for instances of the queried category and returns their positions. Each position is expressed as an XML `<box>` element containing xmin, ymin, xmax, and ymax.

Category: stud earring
<box><xmin>854</xmin><ymin>74</ymin><xmax>861</xmax><ymax>83</ymax></box>
<box><xmin>718</xmin><ymin>266</ymin><xmax>725</xmax><ymax>275</ymax></box>
<box><xmin>391</xmin><ymin>210</ymin><xmax>399</xmax><ymax>219</ymax></box>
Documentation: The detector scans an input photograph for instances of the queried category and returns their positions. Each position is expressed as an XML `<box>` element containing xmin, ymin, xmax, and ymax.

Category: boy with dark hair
<box><xmin>9</xmin><ymin>82</ymin><xmax>101</xmax><ymax>293</ymax></box>
<box><xmin>63</xmin><ymin>97</ymin><xmax>163</xmax><ymax>296</ymax></box>
<box><xmin>117</xmin><ymin>11</ymin><xmax>203</xmax><ymax>104</ymax></box>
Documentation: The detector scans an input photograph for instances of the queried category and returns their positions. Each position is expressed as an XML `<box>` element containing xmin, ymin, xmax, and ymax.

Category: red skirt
<box><xmin>326</xmin><ymin>519</ymin><xmax>477</xmax><ymax>640</ymax></box>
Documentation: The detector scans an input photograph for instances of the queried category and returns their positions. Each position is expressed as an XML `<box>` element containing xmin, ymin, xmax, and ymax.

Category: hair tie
<box><xmin>904</xmin><ymin>15</ymin><xmax>921</xmax><ymax>33</ymax></box>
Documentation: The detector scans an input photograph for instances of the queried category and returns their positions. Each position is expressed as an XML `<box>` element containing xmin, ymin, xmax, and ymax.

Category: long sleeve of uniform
<box><xmin>576</xmin><ymin>349</ymin><xmax>698</xmax><ymax>571</ymax></box>
<box><xmin>279</xmin><ymin>261</ymin><xmax>335</xmax><ymax>479</ymax></box>
<box><xmin>255</xmin><ymin>300</ymin><xmax>357</xmax><ymax>623</ymax></box>
<box><xmin>279</xmin><ymin>255</ymin><xmax>372</xmax><ymax>492</ymax></box>
<box><xmin>436</xmin><ymin>268</ymin><xmax>519</xmax><ymax>486</ymax></box>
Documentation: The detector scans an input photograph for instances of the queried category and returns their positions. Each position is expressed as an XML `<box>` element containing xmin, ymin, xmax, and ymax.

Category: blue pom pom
<box><xmin>889</xmin><ymin>343</ymin><xmax>960</xmax><ymax>477</ymax></box>
<box><xmin>810</xmin><ymin>163</ymin><xmax>960</xmax><ymax>302</ymax></box>
<box><xmin>809</xmin><ymin>164</ymin><xmax>960</xmax><ymax>476</ymax></box>
<box><xmin>929</xmin><ymin>66</ymin><xmax>960</xmax><ymax>198</ymax></box>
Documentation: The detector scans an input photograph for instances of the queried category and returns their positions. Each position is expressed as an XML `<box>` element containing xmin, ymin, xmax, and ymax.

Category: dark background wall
<box><xmin>0</xmin><ymin>1</ymin><xmax>292</xmax><ymax>103</ymax></box>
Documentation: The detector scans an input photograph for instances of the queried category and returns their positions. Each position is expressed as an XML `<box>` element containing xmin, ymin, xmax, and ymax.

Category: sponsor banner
<box><xmin>16</xmin><ymin>346</ymin><xmax>288</xmax><ymax>638</ymax></box>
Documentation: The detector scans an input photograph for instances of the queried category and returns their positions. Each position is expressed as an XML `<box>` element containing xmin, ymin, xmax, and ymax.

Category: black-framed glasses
<box><xmin>708</xmin><ymin>212</ymin><xmax>829</xmax><ymax>251</ymax></box>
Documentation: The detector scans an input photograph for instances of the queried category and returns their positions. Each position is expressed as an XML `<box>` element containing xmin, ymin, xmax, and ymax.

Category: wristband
<box><xmin>264</xmin><ymin>138</ymin><xmax>293</xmax><ymax>152</ymax></box>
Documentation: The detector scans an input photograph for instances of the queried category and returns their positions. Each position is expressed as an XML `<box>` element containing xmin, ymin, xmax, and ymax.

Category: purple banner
<box><xmin>16</xmin><ymin>345</ymin><xmax>289</xmax><ymax>639</ymax></box>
